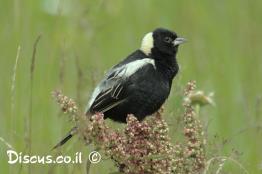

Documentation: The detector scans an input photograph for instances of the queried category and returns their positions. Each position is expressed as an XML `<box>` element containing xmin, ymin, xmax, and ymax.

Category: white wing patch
<box><xmin>86</xmin><ymin>58</ymin><xmax>155</xmax><ymax>110</ymax></box>
<box><xmin>116</xmin><ymin>58</ymin><xmax>155</xmax><ymax>77</ymax></box>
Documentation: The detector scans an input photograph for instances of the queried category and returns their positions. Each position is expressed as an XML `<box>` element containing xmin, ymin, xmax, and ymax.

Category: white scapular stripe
<box><xmin>86</xmin><ymin>58</ymin><xmax>155</xmax><ymax>110</ymax></box>
<box><xmin>116</xmin><ymin>58</ymin><xmax>155</xmax><ymax>77</ymax></box>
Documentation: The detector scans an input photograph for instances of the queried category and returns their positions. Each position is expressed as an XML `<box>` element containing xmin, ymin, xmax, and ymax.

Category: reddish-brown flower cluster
<box><xmin>53</xmin><ymin>81</ymin><xmax>207</xmax><ymax>174</ymax></box>
<box><xmin>182</xmin><ymin>81</ymin><xmax>206</xmax><ymax>173</ymax></box>
<box><xmin>52</xmin><ymin>90</ymin><xmax>78</xmax><ymax>122</ymax></box>
<box><xmin>80</xmin><ymin>112</ymin><xmax>177</xmax><ymax>174</ymax></box>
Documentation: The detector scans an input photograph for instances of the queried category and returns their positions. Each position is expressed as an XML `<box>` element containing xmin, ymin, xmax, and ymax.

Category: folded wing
<box><xmin>86</xmin><ymin>58</ymin><xmax>155</xmax><ymax>114</ymax></box>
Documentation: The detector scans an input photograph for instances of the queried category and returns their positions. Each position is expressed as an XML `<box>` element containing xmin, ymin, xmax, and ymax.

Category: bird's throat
<box><xmin>151</xmin><ymin>48</ymin><xmax>179</xmax><ymax>81</ymax></box>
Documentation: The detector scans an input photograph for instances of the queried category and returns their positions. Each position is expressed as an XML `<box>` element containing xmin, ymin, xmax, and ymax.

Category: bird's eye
<box><xmin>164</xmin><ymin>37</ymin><xmax>172</xmax><ymax>43</ymax></box>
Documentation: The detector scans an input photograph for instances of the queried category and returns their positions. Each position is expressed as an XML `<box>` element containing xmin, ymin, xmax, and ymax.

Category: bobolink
<box><xmin>54</xmin><ymin>28</ymin><xmax>186</xmax><ymax>148</ymax></box>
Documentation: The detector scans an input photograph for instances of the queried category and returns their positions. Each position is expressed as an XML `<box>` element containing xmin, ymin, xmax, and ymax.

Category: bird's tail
<box><xmin>52</xmin><ymin>127</ymin><xmax>77</xmax><ymax>150</ymax></box>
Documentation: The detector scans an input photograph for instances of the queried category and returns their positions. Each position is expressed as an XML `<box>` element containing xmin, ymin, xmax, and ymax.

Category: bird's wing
<box><xmin>86</xmin><ymin>58</ymin><xmax>156</xmax><ymax>113</ymax></box>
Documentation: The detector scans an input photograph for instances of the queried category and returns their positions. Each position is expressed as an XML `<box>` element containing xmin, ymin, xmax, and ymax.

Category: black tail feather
<box><xmin>52</xmin><ymin>127</ymin><xmax>77</xmax><ymax>150</ymax></box>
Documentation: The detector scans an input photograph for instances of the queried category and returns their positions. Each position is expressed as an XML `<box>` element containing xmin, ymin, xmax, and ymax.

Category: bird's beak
<box><xmin>173</xmin><ymin>37</ymin><xmax>187</xmax><ymax>46</ymax></box>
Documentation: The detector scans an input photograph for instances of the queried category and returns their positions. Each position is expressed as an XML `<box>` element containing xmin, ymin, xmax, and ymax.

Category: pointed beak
<box><xmin>173</xmin><ymin>37</ymin><xmax>187</xmax><ymax>46</ymax></box>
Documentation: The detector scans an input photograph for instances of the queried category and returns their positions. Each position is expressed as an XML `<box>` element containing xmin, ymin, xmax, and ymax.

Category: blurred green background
<box><xmin>1</xmin><ymin>0</ymin><xmax>262</xmax><ymax>173</ymax></box>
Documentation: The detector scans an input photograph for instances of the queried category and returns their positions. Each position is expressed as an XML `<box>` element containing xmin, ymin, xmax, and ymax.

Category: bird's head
<box><xmin>140</xmin><ymin>28</ymin><xmax>186</xmax><ymax>56</ymax></box>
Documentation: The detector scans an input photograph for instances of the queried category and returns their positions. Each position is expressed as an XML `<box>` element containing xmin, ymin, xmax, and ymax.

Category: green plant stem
<box><xmin>195</xmin><ymin>104</ymin><xmax>200</xmax><ymax>118</ymax></box>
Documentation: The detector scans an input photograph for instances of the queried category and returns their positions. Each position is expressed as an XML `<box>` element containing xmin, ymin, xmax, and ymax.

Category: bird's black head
<box><xmin>140</xmin><ymin>28</ymin><xmax>186</xmax><ymax>56</ymax></box>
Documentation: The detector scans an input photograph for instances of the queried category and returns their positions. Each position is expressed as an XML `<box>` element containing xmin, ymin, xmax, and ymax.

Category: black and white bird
<box><xmin>53</xmin><ymin>28</ymin><xmax>186</xmax><ymax>149</ymax></box>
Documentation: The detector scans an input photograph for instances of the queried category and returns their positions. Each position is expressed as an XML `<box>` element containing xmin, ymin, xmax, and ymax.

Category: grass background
<box><xmin>0</xmin><ymin>0</ymin><xmax>262</xmax><ymax>173</ymax></box>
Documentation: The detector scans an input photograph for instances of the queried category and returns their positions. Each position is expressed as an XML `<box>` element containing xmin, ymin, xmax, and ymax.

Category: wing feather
<box><xmin>86</xmin><ymin>58</ymin><xmax>155</xmax><ymax>114</ymax></box>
